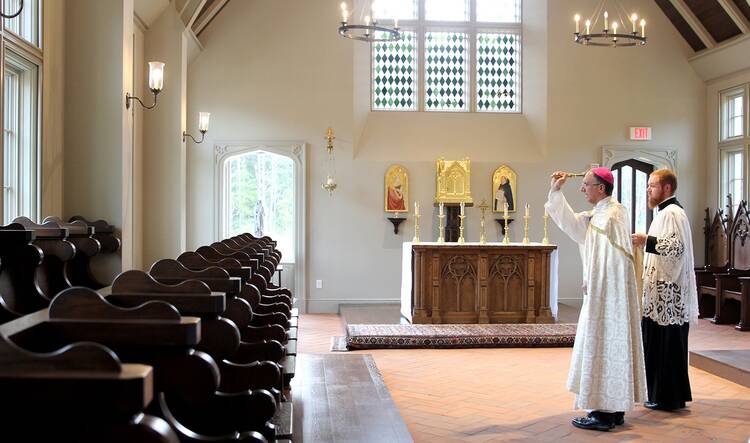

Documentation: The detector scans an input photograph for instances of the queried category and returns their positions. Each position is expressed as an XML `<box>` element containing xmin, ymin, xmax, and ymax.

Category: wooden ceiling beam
<box><xmin>717</xmin><ymin>0</ymin><xmax>750</xmax><ymax>34</ymax></box>
<box><xmin>193</xmin><ymin>0</ymin><xmax>230</xmax><ymax>36</ymax></box>
<box><xmin>668</xmin><ymin>0</ymin><xmax>717</xmax><ymax>48</ymax></box>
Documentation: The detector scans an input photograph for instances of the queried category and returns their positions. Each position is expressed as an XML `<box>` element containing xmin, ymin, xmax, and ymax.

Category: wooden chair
<box><xmin>714</xmin><ymin>201</ymin><xmax>750</xmax><ymax>326</ymax></box>
<box><xmin>695</xmin><ymin>210</ymin><xmax>730</xmax><ymax>318</ymax></box>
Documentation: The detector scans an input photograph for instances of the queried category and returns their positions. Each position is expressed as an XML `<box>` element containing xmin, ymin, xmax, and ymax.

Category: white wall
<box><xmin>141</xmin><ymin>7</ymin><xmax>188</xmax><ymax>268</ymax></box>
<box><xmin>41</xmin><ymin>0</ymin><xmax>65</xmax><ymax>218</ymax></box>
<box><xmin>186</xmin><ymin>0</ymin><xmax>707</xmax><ymax>312</ymax></box>
<box><xmin>64</xmin><ymin>0</ymin><xmax>134</xmax><ymax>281</ymax></box>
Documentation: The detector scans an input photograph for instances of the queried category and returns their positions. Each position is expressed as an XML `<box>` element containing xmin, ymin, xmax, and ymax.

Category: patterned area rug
<box><xmin>345</xmin><ymin>323</ymin><xmax>577</xmax><ymax>350</ymax></box>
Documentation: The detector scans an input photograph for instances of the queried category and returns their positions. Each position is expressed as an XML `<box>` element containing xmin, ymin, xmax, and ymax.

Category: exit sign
<box><xmin>629</xmin><ymin>127</ymin><xmax>652</xmax><ymax>141</ymax></box>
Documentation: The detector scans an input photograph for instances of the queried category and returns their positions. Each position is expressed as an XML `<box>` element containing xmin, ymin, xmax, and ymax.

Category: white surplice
<box><xmin>642</xmin><ymin>202</ymin><xmax>699</xmax><ymax>326</ymax></box>
<box><xmin>545</xmin><ymin>191</ymin><xmax>647</xmax><ymax>411</ymax></box>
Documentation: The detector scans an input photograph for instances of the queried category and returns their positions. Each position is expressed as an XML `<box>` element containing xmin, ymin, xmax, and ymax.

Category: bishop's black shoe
<box><xmin>572</xmin><ymin>413</ymin><xmax>614</xmax><ymax>432</ymax></box>
<box><xmin>644</xmin><ymin>401</ymin><xmax>685</xmax><ymax>411</ymax></box>
<box><xmin>586</xmin><ymin>411</ymin><xmax>624</xmax><ymax>426</ymax></box>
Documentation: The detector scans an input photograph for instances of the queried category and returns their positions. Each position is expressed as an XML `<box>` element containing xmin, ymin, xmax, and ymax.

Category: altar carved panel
<box><xmin>412</xmin><ymin>245</ymin><xmax>556</xmax><ymax>324</ymax></box>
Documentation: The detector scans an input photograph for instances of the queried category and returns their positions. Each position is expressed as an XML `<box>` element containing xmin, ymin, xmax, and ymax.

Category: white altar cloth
<box><xmin>400</xmin><ymin>242</ymin><xmax>559</xmax><ymax>322</ymax></box>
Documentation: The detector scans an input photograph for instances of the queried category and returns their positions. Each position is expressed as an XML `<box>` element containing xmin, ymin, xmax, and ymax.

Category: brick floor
<box><xmin>297</xmin><ymin>314</ymin><xmax>750</xmax><ymax>442</ymax></box>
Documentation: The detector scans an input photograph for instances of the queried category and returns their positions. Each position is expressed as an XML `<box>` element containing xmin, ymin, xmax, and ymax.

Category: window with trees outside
<box><xmin>222</xmin><ymin>150</ymin><xmax>295</xmax><ymax>261</ymax></box>
<box><xmin>719</xmin><ymin>84</ymin><xmax>749</xmax><ymax>215</ymax></box>
<box><xmin>1</xmin><ymin>0</ymin><xmax>41</xmax><ymax>224</ymax></box>
<box><xmin>371</xmin><ymin>0</ymin><xmax>521</xmax><ymax>113</ymax></box>
<box><xmin>612</xmin><ymin>159</ymin><xmax>653</xmax><ymax>234</ymax></box>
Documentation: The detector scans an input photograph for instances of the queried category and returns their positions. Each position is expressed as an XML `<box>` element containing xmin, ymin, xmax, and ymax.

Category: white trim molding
<box><xmin>602</xmin><ymin>146</ymin><xmax>677</xmax><ymax>171</ymax></box>
<box><xmin>213</xmin><ymin>141</ymin><xmax>308</xmax><ymax>313</ymax></box>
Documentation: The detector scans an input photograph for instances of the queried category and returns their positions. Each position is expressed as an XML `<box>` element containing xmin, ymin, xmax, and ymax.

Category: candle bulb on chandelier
<box><xmin>340</xmin><ymin>2</ymin><xmax>348</xmax><ymax>22</ymax></box>
<box><xmin>574</xmin><ymin>14</ymin><xmax>580</xmax><ymax>33</ymax></box>
<box><xmin>640</xmin><ymin>19</ymin><xmax>646</xmax><ymax>37</ymax></box>
<box><xmin>631</xmin><ymin>13</ymin><xmax>638</xmax><ymax>33</ymax></box>
<box><xmin>394</xmin><ymin>18</ymin><xmax>399</xmax><ymax>29</ymax></box>
<box><xmin>585</xmin><ymin>19</ymin><xmax>591</xmax><ymax>34</ymax></box>
<box><xmin>604</xmin><ymin>11</ymin><xmax>608</xmax><ymax>31</ymax></box>
<box><xmin>612</xmin><ymin>21</ymin><xmax>618</xmax><ymax>40</ymax></box>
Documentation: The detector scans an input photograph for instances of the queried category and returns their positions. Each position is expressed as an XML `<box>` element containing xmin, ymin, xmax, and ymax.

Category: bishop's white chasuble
<box><xmin>545</xmin><ymin>191</ymin><xmax>647</xmax><ymax>411</ymax></box>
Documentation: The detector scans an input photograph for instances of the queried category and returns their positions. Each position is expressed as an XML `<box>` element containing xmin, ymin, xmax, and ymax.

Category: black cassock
<box><xmin>641</xmin><ymin>196</ymin><xmax>697</xmax><ymax>409</ymax></box>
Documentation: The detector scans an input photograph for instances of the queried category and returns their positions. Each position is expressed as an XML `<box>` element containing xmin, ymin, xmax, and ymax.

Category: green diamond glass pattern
<box><xmin>372</xmin><ymin>31</ymin><xmax>417</xmax><ymax>111</ymax></box>
<box><xmin>425</xmin><ymin>31</ymin><xmax>468</xmax><ymax>111</ymax></box>
<box><xmin>476</xmin><ymin>33</ymin><xmax>520</xmax><ymax>112</ymax></box>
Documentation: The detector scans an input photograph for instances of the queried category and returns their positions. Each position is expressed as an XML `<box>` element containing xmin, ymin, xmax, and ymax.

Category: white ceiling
<box><xmin>134</xmin><ymin>0</ymin><xmax>171</xmax><ymax>28</ymax></box>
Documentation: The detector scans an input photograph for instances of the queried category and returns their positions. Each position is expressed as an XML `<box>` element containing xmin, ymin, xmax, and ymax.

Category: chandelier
<box><xmin>573</xmin><ymin>0</ymin><xmax>647</xmax><ymax>47</ymax></box>
<box><xmin>338</xmin><ymin>1</ymin><xmax>400</xmax><ymax>43</ymax></box>
<box><xmin>322</xmin><ymin>127</ymin><xmax>338</xmax><ymax>196</ymax></box>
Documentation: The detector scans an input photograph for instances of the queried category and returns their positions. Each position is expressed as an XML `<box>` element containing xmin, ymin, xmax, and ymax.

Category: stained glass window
<box><xmin>476</xmin><ymin>33</ymin><xmax>519</xmax><ymax>112</ymax></box>
<box><xmin>425</xmin><ymin>32</ymin><xmax>468</xmax><ymax>111</ymax></box>
<box><xmin>372</xmin><ymin>31</ymin><xmax>418</xmax><ymax>111</ymax></box>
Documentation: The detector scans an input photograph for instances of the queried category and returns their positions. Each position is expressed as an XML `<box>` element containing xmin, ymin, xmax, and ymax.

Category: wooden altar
<box><xmin>404</xmin><ymin>243</ymin><xmax>558</xmax><ymax>324</ymax></box>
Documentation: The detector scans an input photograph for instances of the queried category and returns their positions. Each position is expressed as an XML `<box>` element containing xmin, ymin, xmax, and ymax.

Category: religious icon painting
<box><xmin>385</xmin><ymin>165</ymin><xmax>409</xmax><ymax>212</ymax></box>
<box><xmin>492</xmin><ymin>165</ymin><xmax>517</xmax><ymax>213</ymax></box>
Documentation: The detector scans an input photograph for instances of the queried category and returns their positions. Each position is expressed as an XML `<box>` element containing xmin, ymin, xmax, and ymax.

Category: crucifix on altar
<box><xmin>435</xmin><ymin>157</ymin><xmax>473</xmax><ymax>242</ymax></box>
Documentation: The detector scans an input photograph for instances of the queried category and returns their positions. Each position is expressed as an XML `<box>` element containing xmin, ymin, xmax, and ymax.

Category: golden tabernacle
<box><xmin>408</xmin><ymin>243</ymin><xmax>557</xmax><ymax>324</ymax></box>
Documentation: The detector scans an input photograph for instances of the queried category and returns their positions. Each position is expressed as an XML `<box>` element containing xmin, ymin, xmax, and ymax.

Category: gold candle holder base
<box><xmin>458</xmin><ymin>214</ymin><xmax>466</xmax><ymax>244</ymax></box>
<box><xmin>522</xmin><ymin>214</ymin><xmax>530</xmax><ymax>244</ymax></box>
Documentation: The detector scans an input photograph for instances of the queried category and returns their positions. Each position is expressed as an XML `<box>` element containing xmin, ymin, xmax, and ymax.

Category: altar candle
<box><xmin>415</xmin><ymin>201</ymin><xmax>419</xmax><ymax>216</ymax></box>
<box><xmin>525</xmin><ymin>203</ymin><xmax>529</xmax><ymax>217</ymax></box>
<box><xmin>460</xmin><ymin>202</ymin><xmax>465</xmax><ymax>216</ymax></box>
<box><xmin>439</xmin><ymin>202</ymin><xmax>444</xmax><ymax>216</ymax></box>
<box><xmin>504</xmin><ymin>202</ymin><xmax>508</xmax><ymax>219</ymax></box>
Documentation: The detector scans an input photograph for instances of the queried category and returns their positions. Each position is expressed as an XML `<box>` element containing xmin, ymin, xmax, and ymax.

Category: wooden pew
<box><xmin>9</xmin><ymin>286</ymin><xmax>273</xmax><ymax>442</ymax></box>
<box><xmin>0</xmin><ymin>299</ymin><xmax>180</xmax><ymax>442</ymax></box>
<box><xmin>11</xmin><ymin>217</ymin><xmax>75</xmax><ymax>300</ymax></box>
<box><xmin>68</xmin><ymin>216</ymin><xmax>122</xmax><ymax>289</ymax></box>
<box><xmin>176</xmin><ymin>252</ymin><xmax>293</xmax><ymax>352</ymax></box>
<box><xmin>44</xmin><ymin>216</ymin><xmax>104</xmax><ymax>289</ymax></box>
<box><xmin>714</xmin><ymin>201</ymin><xmax>750</xmax><ymax>327</ymax></box>
<box><xmin>0</xmin><ymin>228</ymin><xmax>48</xmax><ymax>321</ymax></box>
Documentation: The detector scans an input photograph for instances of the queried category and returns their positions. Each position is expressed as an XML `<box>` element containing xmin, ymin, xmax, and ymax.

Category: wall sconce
<box><xmin>1</xmin><ymin>0</ymin><xmax>23</xmax><ymax>18</ymax></box>
<box><xmin>183</xmin><ymin>112</ymin><xmax>210</xmax><ymax>143</ymax></box>
<box><xmin>125</xmin><ymin>61</ymin><xmax>164</xmax><ymax>110</ymax></box>
<box><xmin>321</xmin><ymin>127</ymin><xmax>337</xmax><ymax>196</ymax></box>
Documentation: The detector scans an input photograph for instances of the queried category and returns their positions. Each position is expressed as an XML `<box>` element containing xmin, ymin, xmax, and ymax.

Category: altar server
<box><xmin>632</xmin><ymin>169</ymin><xmax>698</xmax><ymax>411</ymax></box>
<box><xmin>545</xmin><ymin>167</ymin><xmax>647</xmax><ymax>431</ymax></box>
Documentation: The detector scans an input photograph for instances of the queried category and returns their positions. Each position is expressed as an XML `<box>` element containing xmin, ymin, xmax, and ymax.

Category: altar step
<box><xmin>291</xmin><ymin>354</ymin><xmax>412</xmax><ymax>443</ymax></box>
<box><xmin>690</xmin><ymin>349</ymin><xmax>750</xmax><ymax>389</ymax></box>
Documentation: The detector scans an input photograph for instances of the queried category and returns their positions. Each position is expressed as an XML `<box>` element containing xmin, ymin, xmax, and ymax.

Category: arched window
<box><xmin>222</xmin><ymin>150</ymin><xmax>295</xmax><ymax>261</ymax></box>
<box><xmin>612</xmin><ymin>159</ymin><xmax>654</xmax><ymax>233</ymax></box>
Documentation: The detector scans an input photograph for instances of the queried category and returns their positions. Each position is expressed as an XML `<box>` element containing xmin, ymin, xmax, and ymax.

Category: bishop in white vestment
<box><xmin>545</xmin><ymin>168</ymin><xmax>647</xmax><ymax>431</ymax></box>
<box><xmin>632</xmin><ymin>169</ymin><xmax>698</xmax><ymax>411</ymax></box>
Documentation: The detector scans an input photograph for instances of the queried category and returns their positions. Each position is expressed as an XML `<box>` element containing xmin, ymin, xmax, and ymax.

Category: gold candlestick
<box><xmin>478</xmin><ymin>199</ymin><xmax>488</xmax><ymax>245</ymax></box>
<box><xmin>522</xmin><ymin>203</ymin><xmax>530</xmax><ymax>244</ymax></box>
<box><xmin>437</xmin><ymin>202</ymin><xmax>445</xmax><ymax>243</ymax></box>
<box><xmin>458</xmin><ymin>201</ymin><xmax>466</xmax><ymax>244</ymax></box>
<box><xmin>458</xmin><ymin>214</ymin><xmax>466</xmax><ymax>244</ymax></box>
<box><xmin>413</xmin><ymin>202</ymin><xmax>421</xmax><ymax>243</ymax></box>
<box><xmin>502</xmin><ymin>202</ymin><xmax>510</xmax><ymax>244</ymax></box>
<box><xmin>542</xmin><ymin>209</ymin><xmax>550</xmax><ymax>244</ymax></box>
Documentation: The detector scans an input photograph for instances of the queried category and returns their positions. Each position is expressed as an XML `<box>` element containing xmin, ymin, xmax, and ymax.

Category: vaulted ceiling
<box><xmin>134</xmin><ymin>0</ymin><xmax>231</xmax><ymax>39</ymax></box>
<box><xmin>654</xmin><ymin>0</ymin><xmax>750</xmax><ymax>52</ymax></box>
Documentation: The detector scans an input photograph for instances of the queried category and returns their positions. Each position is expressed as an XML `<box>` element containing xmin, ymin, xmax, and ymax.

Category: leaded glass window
<box><xmin>370</xmin><ymin>0</ymin><xmax>522</xmax><ymax>113</ymax></box>
<box><xmin>476</xmin><ymin>33</ymin><xmax>519</xmax><ymax>112</ymax></box>
<box><xmin>425</xmin><ymin>32</ymin><xmax>468</xmax><ymax>111</ymax></box>
<box><xmin>372</xmin><ymin>31</ymin><xmax>418</xmax><ymax>111</ymax></box>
